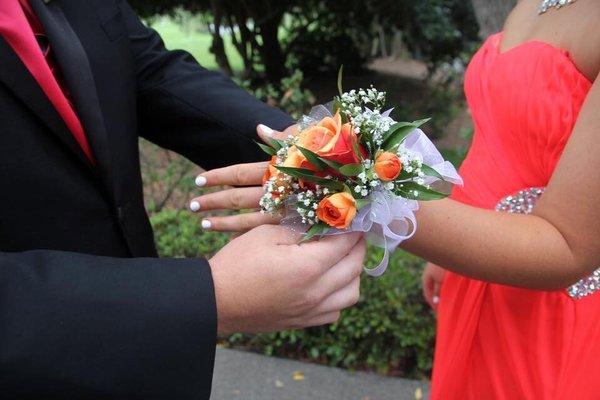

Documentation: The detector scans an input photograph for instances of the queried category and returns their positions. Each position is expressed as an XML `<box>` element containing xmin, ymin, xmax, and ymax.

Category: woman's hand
<box><xmin>189</xmin><ymin>124</ymin><xmax>297</xmax><ymax>233</ymax></box>
<box><xmin>422</xmin><ymin>263</ymin><xmax>446</xmax><ymax>311</ymax></box>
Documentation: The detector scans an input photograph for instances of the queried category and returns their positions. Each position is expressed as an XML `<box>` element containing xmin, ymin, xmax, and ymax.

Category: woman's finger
<box><xmin>257</xmin><ymin>124</ymin><xmax>296</xmax><ymax>144</ymax></box>
<box><xmin>422</xmin><ymin>272</ymin><xmax>435</xmax><ymax>309</ymax></box>
<box><xmin>195</xmin><ymin>162</ymin><xmax>268</xmax><ymax>188</ymax></box>
<box><xmin>190</xmin><ymin>187</ymin><xmax>264</xmax><ymax>212</ymax></box>
<box><xmin>201</xmin><ymin>212</ymin><xmax>281</xmax><ymax>233</ymax></box>
<box><xmin>432</xmin><ymin>281</ymin><xmax>441</xmax><ymax>311</ymax></box>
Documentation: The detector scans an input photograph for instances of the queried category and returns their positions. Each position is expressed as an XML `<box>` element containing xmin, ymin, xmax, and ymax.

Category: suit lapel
<box><xmin>0</xmin><ymin>36</ymin><xmax>95</xmax><ymax>171</ymax></box>
<box><xmin>30</xmin><ymin>0</ymin><xmax>115</xmax><ymax>195</ymax></box>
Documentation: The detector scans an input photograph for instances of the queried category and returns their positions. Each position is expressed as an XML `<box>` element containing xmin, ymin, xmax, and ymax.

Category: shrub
<box><xmin>151</xmin><ymin>209</ymin><xmax>230</xmax><ymax>259</ymax></box>
<box><xmin>236</xmin><ymin>70</ymin><xmax>316</xmax><ymax>120</ymax></box>
<box><xmin>151</xmin><ymin>209</ymin><xmax>435</xmax><ymax>378</ymax></box>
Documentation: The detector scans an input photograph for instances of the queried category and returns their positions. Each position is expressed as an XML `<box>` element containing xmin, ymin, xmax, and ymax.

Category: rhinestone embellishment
<box><xmin>496</xmin><ymin>187</ymin><xmax>599</xmax><ymax>300</ymax></box>
<box><xmin>495</xmin><ymin>188</ymin><xmax>544</xmax><ymax>214</ymax></box>
<box><xmin>538</xmin><ymin>0</ymin><xmax>577</xmax><ymax>15</ymax></box>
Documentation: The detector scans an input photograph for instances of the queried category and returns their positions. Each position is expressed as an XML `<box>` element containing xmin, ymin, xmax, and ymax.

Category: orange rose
<box><xmin>262</xmin><ymin>156</ymin><xmax>281</xmax><ymax>185</ymax></box>
<box><xmin>283</xmin><ymin>146</ymin><xmax>311</xmax><ymax>169</ymax></box>
<box><xmin>374</xmin><ymin>151</ymin><xmax>402</xmax><ymax>181</ymax></box>
<box><xmin>317</xmin><ymin>193</ymin><xmax>357</xmax><ymax>229</ymax></box>
<box><xmin>297</xmin><ymin>112</ymin><xmax>364</xmax><ymax>165</ymax></box>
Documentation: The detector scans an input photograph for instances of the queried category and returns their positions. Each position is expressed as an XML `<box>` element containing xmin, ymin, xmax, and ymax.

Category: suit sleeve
<box><xmin>119</xmin><ymin>1</ymin><xmax>295</xmax><ymax>170</ymax></box>
<box><xmin>0</xmin><ymin>250</ymin><xmax>216</xmax><ymax>399</ymax></box>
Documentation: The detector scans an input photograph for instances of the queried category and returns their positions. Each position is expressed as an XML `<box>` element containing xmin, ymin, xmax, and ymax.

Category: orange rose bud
<box><xmin>262</xmin><ymin>156</ymin><xmax>280</xmax><ymax>185</ymax></box>
<box><xmin>374</xmin><ymin>152</ymin><xmax>402</xmax><ymax>181</ymax></box>
<box><xmin>317</xmin><ymin>193</ymin><xmax>357</xmax><ymax>229</ymax></box>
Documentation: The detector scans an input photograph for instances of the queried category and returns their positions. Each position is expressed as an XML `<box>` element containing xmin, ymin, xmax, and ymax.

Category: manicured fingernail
<box><xmin>201</xmin><ymin>219</ymin><xmax>212</xmax><ymax>230</ymax></box>
<box><xmin>195</xmin><ymin>176</ymin><xmax>207</xmax><ymax>187</ymax></box>
<box><xmin>189</xmin><ymin>201</ymin><xmax>201</xmax><ymax>212</ymax></box>
<box><xmin>432</xmin><ymin>296</ymin><xmax>440</xmax><ymax>304</ymax></box>
<box><xmin>258</xmin><ymin>124</ymin><xmax>274</xmax><ymax>136</ymax></box>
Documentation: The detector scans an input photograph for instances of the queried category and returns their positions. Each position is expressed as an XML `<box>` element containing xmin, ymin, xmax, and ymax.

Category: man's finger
<box><xmin>201</xmin><ymin>212</ymin><xmax>281</xmax><ymax>233</ymax></box>
<box><xmin>299</xmin><ymin>232</ymin><xmax>363</xmax><ymax>272</ymax></box>
<box><xmin>190</xmin><ymin>187</ymin><xmax>264</xmax><ymax>212</ymax></box>
<box><xmin>304</xmin><ymin>311</ymin><xmax>341</xmax><ymax>328</ymax></box>
<box><xmin>195</xmin><ymin>162</ymin><xmax>267</xmax><ymax>188</ymax></box>
<box><xmin>309</xmin><ymin>275</ymin><xmax>361</xmax><ymax>316</ymax></box>
<box><xmin>316</xmin><ymin>239</ymin><xmax>365</xmax><ymax>292</ymax></box>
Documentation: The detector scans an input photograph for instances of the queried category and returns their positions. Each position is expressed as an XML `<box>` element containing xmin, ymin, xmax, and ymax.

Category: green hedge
<box><xmin>151</xmin><ymin>209</ymin><xmax>435</xmax><ymax>378</ymax></box>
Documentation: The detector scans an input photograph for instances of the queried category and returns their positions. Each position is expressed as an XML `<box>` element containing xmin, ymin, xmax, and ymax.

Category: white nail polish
<box><xmin>195</xmin><ymin>176</ymin><xmax>207</xmax><ymax>187</ymax></box>
<box><xmin>201</xmin><ymin>220</ymin><xmax>212</xmax><ymax>230</ymax></box>
<box><xmin>432</xmin><ymin>296</ymin><xmax>440</xmax><ymax>304</ymax></box>
<box><xmin>258</xmin><ymin>124</ymin><xmax>274</xmax><ymax>136</ymax></box>
<box><xmin>189</xmin><ymin>201</ymin><xmax>201</xmax><ymax>212</ymax></box>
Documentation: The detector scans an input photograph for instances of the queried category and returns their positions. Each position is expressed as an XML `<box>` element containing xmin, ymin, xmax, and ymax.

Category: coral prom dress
<box><xmin>430</xmin><ymin>32</ymin><xmax>597</xmax><ymax>399</ymax></box>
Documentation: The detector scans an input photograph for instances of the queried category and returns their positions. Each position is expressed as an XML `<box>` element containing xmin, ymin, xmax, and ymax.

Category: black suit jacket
<box><xmin>0</xmin><ymin>0</ymin><xmax>293</xmax><ymax>398</ymax></box>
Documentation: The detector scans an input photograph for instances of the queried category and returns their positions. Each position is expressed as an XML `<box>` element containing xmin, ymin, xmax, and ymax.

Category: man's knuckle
<box><xmin>298</xmin><ymin>263</ymin><xmax>320</xmax><ymax>282</ymax></box>
<box><xmin>303</xmin><ymin>290</ymin><xmax>322</xmax><ymax>308</ymax></box>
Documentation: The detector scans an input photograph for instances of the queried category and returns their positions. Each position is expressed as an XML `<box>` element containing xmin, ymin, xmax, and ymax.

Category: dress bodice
<box><xmin>453</xmin><ymin>32</ymin><xmax>592</xmax><ymax>209</ymax></box>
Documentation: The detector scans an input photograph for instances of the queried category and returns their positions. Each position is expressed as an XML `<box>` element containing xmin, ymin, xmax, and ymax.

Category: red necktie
<box><xmin>0</xmin><ymin>0</ymin><xmax>95</xmax><ymax>163</ymax></box>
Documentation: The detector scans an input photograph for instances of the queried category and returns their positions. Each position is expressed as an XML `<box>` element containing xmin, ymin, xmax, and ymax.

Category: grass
<box><xmin>150</xmin><ymin>16</ymin><xmax>244</xmax><ymax>71</ymax></box>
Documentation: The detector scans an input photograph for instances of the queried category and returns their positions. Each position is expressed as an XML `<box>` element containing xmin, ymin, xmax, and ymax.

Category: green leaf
<box><xmin>382</xmin><ymin>125</ymin><xmax>416</xmax><ymax>151</ymax></box>
<box><xmin>268</xmin><ymin>138</ymin><xmax>285</xmax><ymax>151</ymax></box>
<box><xmin>352</xmin><ymin>138</ymin><xmax>364</xmax><ymax>162</ymax></box>
<box><xmin>296</xmin><ymin>146</ymin><xmax>343</xmax><ymax>171</ymax></box>
<box><xmin>420</xmin><ymin>164</ymin><xmax>444</xmax><ymax>181</ymax></box>
<box><xmin>275</xmin><ymin>166</ymin><xmax>344</xmax><ymax>190</ymax></box>
<box><xmin>381</xmin><ymin>122</ymin><xmax>413</xmax><ymax>143</ymax></box>
<box><xmin>337</xmin><ymin>65</ymin><xmax>344</xmax><ymax>97</ymax></box>
<box><xmin>396</xmin><ymin>181</ymin><xmax>447</xmax><ymax>201</ymax></box>
<box><xmin>255</xmin><ymin>141</ymin><xmax>276</xmax><ymax>156</ymax></box>
<box><xmin>320</xmin><ymin>157</ymin><xmax>343</xmax><ymax>170</ymax></box>
<box><xmin>332</xmin><ymin>98</ymin><xmax>343</xmax><ymax>114</ymax></box>
<box><xmin>301</xmin><ymin>223</ymin><xmax>329</xmax><ymax>243</ymax></box>
<box><xmin>382</xmin><ymin>118</ymin><xmax>432</xmax><ymax>151</ymax></box>
<box><xmin>339</xmin><ymin>163</ymin><xmax>364</xmax><ymax>177</ymax></box>
<box><xmin>296</xmin><ymin>146</ymin><xmax>327</xmax><ymax>171</ymax></box>
<box><xmin>275</xmin><ymin>166</ymin><xmax>318</xmax><ymax>180</ymax></box>
<box><xmin>412</xmin><ymin>117</ymin><xmax>432</xmax><ymax>128</ymax></box>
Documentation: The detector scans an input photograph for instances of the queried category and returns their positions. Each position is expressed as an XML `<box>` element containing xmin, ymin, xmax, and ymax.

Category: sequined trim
<box><xmin>496</xmin><ymin>187</ymin><xmax>599</xmax><ymax>300</ymax></box>
<box><xmin>495</xmin><ymin>188</ymin><xmax>544</xmax><ymax>214</ymax></box>
<box><xmin>538</xmin><ymin>0</ymin><xmax>577</xmax><ymax>15</ymax></box>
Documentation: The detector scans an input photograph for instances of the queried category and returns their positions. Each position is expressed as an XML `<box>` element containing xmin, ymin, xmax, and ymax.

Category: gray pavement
<box><xmin>212</xmin><ymin>348</ymin><xmax>430</xmax><ymax>400</ymax></box>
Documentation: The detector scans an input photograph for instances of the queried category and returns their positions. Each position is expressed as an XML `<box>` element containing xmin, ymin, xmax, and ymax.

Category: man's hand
<box><xmin>189</xmin><ymin>124</ymin><xmax>297</xmax><ymax>232</ymax></box>
<box><xmin>422</xmin><ymin>262</ymin><xmax>446</xmax><ymax>311</ymax></box>
<box><xmin>209</xmin><ymin>225</ymin><xmax>366</xmax><ymax>335</ymax></box>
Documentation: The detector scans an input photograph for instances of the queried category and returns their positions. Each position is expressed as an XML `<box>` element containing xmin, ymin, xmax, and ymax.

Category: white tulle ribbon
<box><xmin>332</xmin><ymin>190</ymin><xmax>419</xmax><ymax>276</ymax></box>
<box><xmin>400</xmin><ymin>129</ymin><xmax>463</xmax><ymax>186</ymax></box>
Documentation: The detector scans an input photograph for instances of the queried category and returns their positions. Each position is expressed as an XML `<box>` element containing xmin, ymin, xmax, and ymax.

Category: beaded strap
<box><xmin>495</xmin><ymin>187</ymin><xmax>597</xmax><ymax>299</ymax></box>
